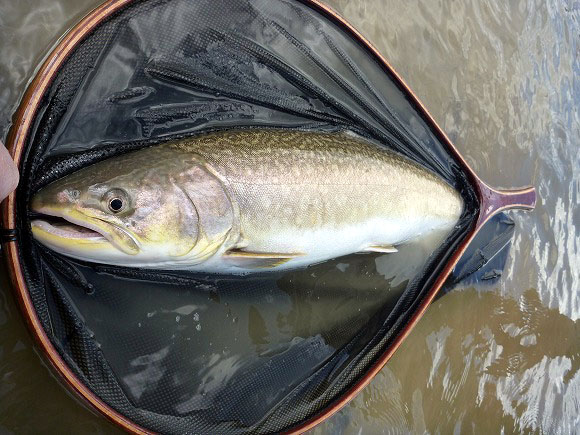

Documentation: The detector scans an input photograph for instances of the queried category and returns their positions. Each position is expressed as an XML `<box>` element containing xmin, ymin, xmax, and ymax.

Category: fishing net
<box><xmin>5</xmin><ymin>0</ymin><xmax>497</xmax><ymax>432</ymax></box>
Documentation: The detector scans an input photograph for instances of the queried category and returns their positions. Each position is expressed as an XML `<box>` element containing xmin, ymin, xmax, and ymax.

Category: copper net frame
<box><xmin>0</xmin><ymin>0</ymin><xmax>536</xmax><ymax>433</ymax></box>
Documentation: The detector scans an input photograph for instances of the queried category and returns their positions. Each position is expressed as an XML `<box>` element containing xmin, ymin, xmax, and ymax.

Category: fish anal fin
<box><xmin>223</xmin><ymin>250</ymin><xmax>304</xmax><ymax>269</ymax></box>
<box><xmin>363</xmin><ymin>244</ymin><xmax>398</xmax><ymax>254</ymax></box>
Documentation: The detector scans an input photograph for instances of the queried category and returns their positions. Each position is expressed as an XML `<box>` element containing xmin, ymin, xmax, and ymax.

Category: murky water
<box><xmin>0</xmin><ymin>0</ymin><xmax>577</xmax><ymax>433</ymax></box>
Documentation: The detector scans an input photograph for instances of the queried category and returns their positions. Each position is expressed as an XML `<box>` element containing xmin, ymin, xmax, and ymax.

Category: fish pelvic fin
<box><xmin>223</xmin><ymin>249</ymin><xmax>304</xmax><ymax>269</ymax></box>
<box><xmin>363</xmin><ymin>244</ymin><xmax>398</xmax><ymax>254</ymax></box>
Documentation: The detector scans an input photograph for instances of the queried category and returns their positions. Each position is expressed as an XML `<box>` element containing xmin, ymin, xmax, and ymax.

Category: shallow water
<box><xmin>0</xmin><ymin>0</ymin><xmax>578</xmax><ymax>433</ymax></box>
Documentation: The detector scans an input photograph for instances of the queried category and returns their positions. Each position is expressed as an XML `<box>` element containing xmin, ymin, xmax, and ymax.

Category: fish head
<box><xmin>30</xmin><ymin>153</ymin><xmax>201</xmax><ymax>266</ymax></box>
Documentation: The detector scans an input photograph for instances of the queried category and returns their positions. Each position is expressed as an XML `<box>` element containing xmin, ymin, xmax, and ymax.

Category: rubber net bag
<box><xmin>9</xmin><ymin>0</ymin><xmax>489</xmax><ymax>432</ymax></box>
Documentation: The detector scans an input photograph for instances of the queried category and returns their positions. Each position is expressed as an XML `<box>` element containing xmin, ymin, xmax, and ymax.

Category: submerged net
<box><xmin>10</xmin><ymin>0</ymin><xmax>483</xmax><ymax>432</ymax></box>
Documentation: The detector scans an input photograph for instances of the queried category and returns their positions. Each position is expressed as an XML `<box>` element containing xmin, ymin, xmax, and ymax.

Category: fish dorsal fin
<box><xmin>363</xmin><ymin>244</ymin><xmax>398</xmax><ymax>254</ymax></box>
<box><xmin>223</xmin><ymin>249</ymin><xmax>304</xmax><ymax>269</ymax></box>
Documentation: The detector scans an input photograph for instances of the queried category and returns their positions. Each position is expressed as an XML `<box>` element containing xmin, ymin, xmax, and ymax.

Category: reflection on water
<box><xmin>317</xmin><ymin>289</ymin><xmax>580</xmax><ymax>433</ymax></box>
<box><xmin>0</xmin><ymin>0</ymin><xmax>578</xmax><ymax>433</ymax></box>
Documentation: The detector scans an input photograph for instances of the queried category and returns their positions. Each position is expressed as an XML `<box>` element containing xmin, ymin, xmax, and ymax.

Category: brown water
<box><xmin>0</xmin><ymin>0</ymin><xmax>578</xmax><ymax>433</ymax></box>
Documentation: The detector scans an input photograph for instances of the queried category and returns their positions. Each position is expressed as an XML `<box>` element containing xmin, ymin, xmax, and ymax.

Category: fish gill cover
<box><xmin>10</xmin><ymin>0</ymin><xmax>487</xmax><ymax>432</ymax></box>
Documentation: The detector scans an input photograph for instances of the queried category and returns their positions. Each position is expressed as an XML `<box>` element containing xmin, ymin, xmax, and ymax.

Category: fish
<box><xmin>30</xmin><ymin>129</ymin><xmax>463</xmax><ymax>273</ymax></box>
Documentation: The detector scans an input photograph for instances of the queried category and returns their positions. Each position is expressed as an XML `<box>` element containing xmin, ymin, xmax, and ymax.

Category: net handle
<box><xmin>475</xmin><ymin>181</ymin><xmax>536</xmax><ymax>228</ymax></box>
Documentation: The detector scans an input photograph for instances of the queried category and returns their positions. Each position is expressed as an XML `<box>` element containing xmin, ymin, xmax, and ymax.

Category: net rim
<box><xmin>0</xmin><ymin>0</ymin><xmax>535</xmax><ymax>433</ymax></box>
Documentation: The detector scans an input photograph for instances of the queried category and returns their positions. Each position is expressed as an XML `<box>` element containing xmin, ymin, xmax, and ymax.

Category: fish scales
<box><xmin>168</xmin><ymin>129</ymin><xmax>458</xmax><ymax>236</ymax></box>
<box><xmin>30</xmin><ymin>129</ymin><xmax>463</xmax><ymax>272</ymax></box>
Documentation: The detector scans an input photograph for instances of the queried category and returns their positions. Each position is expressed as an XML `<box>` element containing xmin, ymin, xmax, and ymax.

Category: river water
<box><xmin>0</xmin><ymin>0</ymin><xmax>578</xmax><ymax>433</ymax></box>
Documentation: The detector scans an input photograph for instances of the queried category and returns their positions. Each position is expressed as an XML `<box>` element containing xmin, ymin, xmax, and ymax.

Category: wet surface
<box><xmin>0</xmin><ymin>0</ymin><xmax>578</xmax><ymax>433</ymax></box>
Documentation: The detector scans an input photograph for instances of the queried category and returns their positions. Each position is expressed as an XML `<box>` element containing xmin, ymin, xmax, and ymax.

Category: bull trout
<box><xmin>30</xmin><ymin>129</ymin><xmax>463</xmax><ymax>273</ymax></box>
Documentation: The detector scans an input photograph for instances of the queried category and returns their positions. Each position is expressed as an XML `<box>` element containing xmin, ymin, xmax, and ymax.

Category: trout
<box><xmin>30</xmin><ymin>129</ymin><xmax>463</xmax><ymax>273</ymax></box>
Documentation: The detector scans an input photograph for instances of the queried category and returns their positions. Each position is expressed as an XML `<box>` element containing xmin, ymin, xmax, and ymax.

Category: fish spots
<box><xmin>308</xmin><ymin>214</ymin><xmax>318</xmax><ymax>226</ymax></box>
<box><xmin>33</xmin><ymin>129</ymin><xmax>461</xmax><ymax>272</ymax></box>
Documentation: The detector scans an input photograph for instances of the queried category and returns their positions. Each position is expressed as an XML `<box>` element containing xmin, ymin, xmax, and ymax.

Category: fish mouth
<box><xmin>30</xmin><ymin>206</ymin><xmax>140</xmax><ymax>255</ymax></box>
<box><xmin>31</xmin><ymin>214</ymin><xmax>108</xmax><ymax>242</ymax></box>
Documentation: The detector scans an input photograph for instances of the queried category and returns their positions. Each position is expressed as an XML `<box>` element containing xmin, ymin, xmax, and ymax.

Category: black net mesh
<box><xmin>12</xmin><ymin>0</ymin><xmax>482</xmax><ymax>432</ymax></box>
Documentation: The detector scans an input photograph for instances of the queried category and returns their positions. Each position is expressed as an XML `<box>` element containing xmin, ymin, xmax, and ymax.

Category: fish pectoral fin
<box><xmin>223</xmin><ymin>249</ymin><xmax>304</xmax><ymax>269</ymax></box>
<box><xmin>363</xmin><ymin>244</ymin><xmax>398</xmax><ymax>254</ymax></box>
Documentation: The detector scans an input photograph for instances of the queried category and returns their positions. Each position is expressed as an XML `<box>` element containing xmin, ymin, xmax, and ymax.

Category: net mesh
<box><xmin>12</xmin><ymin>0</ymin><xmax>481</xmax><ymax>432</ymax></box>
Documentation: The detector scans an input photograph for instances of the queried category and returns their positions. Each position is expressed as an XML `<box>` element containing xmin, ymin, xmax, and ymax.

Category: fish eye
<box><xmin>108</xmin><ymin>198</ymin><xmax>124</xmax><ymax>213</ymax></box>
<box><xmin>103</xmin><ymin>188</ymin><xmax>129</xmax><ymax>214</ymax></box>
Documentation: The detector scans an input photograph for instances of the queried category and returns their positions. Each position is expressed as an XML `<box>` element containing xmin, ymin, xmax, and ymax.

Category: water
<box><xmin>0</xmin><ymin>0</ymin><xmax>578</xmax><ymax>433</ymax></box>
